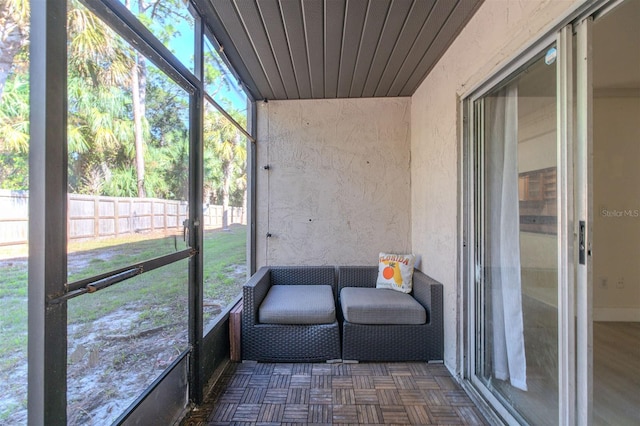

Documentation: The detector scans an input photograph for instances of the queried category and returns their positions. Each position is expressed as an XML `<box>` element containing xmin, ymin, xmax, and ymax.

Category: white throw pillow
<box><xmin>376</xmin><ymin>253</ymin><xmax>415</xmax><ymax>293</ymax></box>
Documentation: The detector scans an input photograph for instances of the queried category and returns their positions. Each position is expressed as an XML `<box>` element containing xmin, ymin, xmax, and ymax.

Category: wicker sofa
<box><xmin>242</xmin><ymin>265</ymin><xmax>443</xmax><ymax>363</ymax></box>
<box><xmin>338</xmin><ymin>266</ymin><xmax>444</xmax><ymax>362</ymax></box>
<box><xmin>242</xmin><ymin>266</ymin><xmax>341</xmax><ymax>362</ymax></box>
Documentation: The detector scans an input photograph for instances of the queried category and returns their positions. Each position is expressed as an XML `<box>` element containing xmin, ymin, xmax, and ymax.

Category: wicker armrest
<box><xmin>337</xmin><ymin>266</ymin><xmax>378</xmax><ymax>294</ymax></box>
<box><xmin>412</xmin><ymin>269</ymin><xmax>443</xmax><ymax>331</ymax></box>
<box><xmin>242</xmin><ymin>266</ymin><xmax>271</xmax><ymax>327</ymax></box>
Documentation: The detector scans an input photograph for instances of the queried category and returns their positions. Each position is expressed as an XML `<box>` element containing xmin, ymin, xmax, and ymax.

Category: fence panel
<box><xmin>0</xmin><ymin>191</ymin><xmax>245</xmax><ymax>248</ymax></box>
<box><xmin>0</xmin><ymin>190</ymin><xmax>29</xmax><ymax>247</ymax></box>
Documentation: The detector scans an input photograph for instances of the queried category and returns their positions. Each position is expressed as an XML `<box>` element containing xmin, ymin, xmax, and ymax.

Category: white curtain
<box><xmin>486</xmin><ymin>84</ymin><xmax>527</xmax><ymax>391</ymax></box>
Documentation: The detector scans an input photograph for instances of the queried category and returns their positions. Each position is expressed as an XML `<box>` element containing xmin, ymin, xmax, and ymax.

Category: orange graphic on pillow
<box><xmin>382</xmin><ymin>261</ymin><xmax>403</xmax><ymax>286</ymax></box>
<box><xmin>382</xmin><ymin>265</ymin><xmax>394</xmax><ymax>279</ymax></box>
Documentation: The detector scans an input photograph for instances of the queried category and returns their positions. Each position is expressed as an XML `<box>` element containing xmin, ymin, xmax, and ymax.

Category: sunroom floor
<box><xmin>180</xmin><ymin>361</ymin><xmax>488</xmax><ymax>425</ymax></box>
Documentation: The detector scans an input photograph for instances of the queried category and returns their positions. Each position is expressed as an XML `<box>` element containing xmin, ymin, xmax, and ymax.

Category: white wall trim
<box><xmin>593</xmin><ymin>308</ymin><xmax>640</xmax><ymax>322</ymax></box>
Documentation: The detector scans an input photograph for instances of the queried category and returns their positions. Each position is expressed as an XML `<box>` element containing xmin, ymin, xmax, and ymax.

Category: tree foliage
<box><xmin>0</xmin><ymin>0</ymin><xmax>247</xmax><ymax>212</ymax></box>
<box><xmin>204</xmin><ymin>104</ymin><xmax>247</xmax><ymax>227</ymax></box>
<box><xmin>0</xmin><ymin>0</ymin><xmax>29</xmax><ymax>97</ymax></box>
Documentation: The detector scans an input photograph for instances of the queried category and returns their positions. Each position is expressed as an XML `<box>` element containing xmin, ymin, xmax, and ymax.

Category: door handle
<box><xmin>183</xmin><ymin>219</ymin><xmax>189</xmax><ymax>244</ymax></box>
<box><xmin>579</xmin><ymin>220</ymin><xmax>586</xmax><ymax>265</ymax></box>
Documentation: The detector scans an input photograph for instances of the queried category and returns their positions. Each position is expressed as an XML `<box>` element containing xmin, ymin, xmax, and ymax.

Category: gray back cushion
<box><xmin>340</xmin><ymin>287</ymin><xmax>426</xmax><ymax>325</ymax></box>
<box><xmin>259</xmin><ymin>285</ymin><xmax>336</xmax><ymax>324</ymax></box>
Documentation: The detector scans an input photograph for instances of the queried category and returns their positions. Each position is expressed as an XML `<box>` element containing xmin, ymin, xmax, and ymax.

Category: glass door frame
<box><xmin>574</xmin><ymin>5</ymin><xmax>632</xmax><ymax>423</ymax></box>
<box><xmin>461</xmin><ymin>1</ymin><xmax>618</xmax><ymax>423</ymax></box>
<box><xmin>575</xmin><ymin>15</ymin><xmax>593</xmax><ymax>426</ymax></box>
<box><xmin>28</xmin><ymin>0</ymin><xmax>257</xmax><ymax>422</ymax></box>
<box><xmin>557</xmin><ymin>24</ymin><xmax>577</xmax><ymax>426</ymax></box>
<box><xmin>463</xmin><ymin>37</ymin><xmax>565</xmax><ymax>424</ymax></box>
<box><xmin>29</xmin><ymin>0</ymin><xmax>200</xmax><ymax>421</ymax></box>
<box><xmin>460</xmin><ymin>15</ymin><xmax>602</xmax><ymax>424</ymax></box>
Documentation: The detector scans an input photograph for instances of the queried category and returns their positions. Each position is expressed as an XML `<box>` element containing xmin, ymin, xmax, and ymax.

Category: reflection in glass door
<box><xmin>472</xmin><ymin>51</ymin><xmax>559</xmax><ymax>424</ymax></box>
<box><xmin>590</xmin><ymin>1</ymin><xmax>640</xmax><ymax>423</ymax></box>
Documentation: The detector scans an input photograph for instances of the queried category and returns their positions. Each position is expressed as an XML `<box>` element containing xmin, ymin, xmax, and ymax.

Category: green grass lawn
<box><xmin>0</xmin><ymin>225</ymin><xmax>247</xmax><ymax>421</ymax></box>
<box><xmin>0</xmin><ymin>263</ymin><xmax>28</xmax><ymax>370</ymax></box>
<box><xmin>202</xmin><ymin>227</ymin><xmax>248</xmax><ymax>321</ymax></box>
<box><xmin>64</xmin><ymin>224</ymin><xmax>247</xmax><ymax>325</ymax></box>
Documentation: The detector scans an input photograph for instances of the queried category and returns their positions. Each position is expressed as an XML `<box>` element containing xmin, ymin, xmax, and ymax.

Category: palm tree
<box><xmin>0</xmin><ymin>71</ymin><xmax>28</xmax><ymax>153</ymax></box>
<box><xmin>124</xmin><ymin>0</ymin><xmax>194</xmax><ymax>198</ymax></box>
<box><xmin>0</xmin><ymin>65</ymin><xmax>28</xmax><ymax>189</ymax></box>
<box><xmin>130</xmin><ymin>52</ymin><xmax>147</xmax><ymax>197</ymax></box>
<box><xmin>204</xmin><ymin>106</ymin><xmax>246</xmax><ymax>229</ymax></box>
<box><xmin>0</xmin><ymin>0</ymin><xmax>29</xmax><ymax>189</ymax></box>
<box><xmin>67</xmin><ymin>0</ymin><xmax>138</xmax><ymax>195</ymax></box>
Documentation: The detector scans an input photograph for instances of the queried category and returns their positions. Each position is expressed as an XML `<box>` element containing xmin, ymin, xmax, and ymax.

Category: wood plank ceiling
<box><xmin>201</xmin><ymin>0</ymin><xmax>483</xmax><ymax>101</ymax></box>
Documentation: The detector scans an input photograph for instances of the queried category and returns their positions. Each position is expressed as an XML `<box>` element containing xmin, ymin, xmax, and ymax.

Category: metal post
<box><xmin>189</xmin><ymin>13</ymin><xmax>205</xmax><ymax>405</ymax></box>
<box><xmin>557</xmin><ymin>25</ymin><xmax>576</xmax><ymax>426</ymax></box>
<box><xmin>28</xmin><ymin>0</ymin><xmax>68</xmax><ymax>424</ymax></box>
<box><xmin>248</xmin><ymin>99</ymin><xmax>257</xmax><ymax>275</ymax></box>
<box><xmin>576</xmin><ymin>17</ymin><xmax>594</xmax><ymax>426</ymax></box>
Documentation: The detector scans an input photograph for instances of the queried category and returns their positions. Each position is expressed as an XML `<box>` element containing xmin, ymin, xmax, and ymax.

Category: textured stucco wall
<box><xmin>256</xmin><ymin>97</ymin><xmax>411</xmax><ymax>267</ymax></box>
<box><xmin>410</xmin><ymin>0</ymin><xmax>583</xmax><ymax>371</ymax></box>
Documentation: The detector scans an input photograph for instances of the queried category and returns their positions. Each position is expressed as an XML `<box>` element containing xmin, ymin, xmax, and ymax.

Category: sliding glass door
<box><xmin>585</xmin><ymin>1</ymin><xmax>639</xmax><ymax>423</ymax></box>
<box><xmin>470</xmin><ymin>50</ymin><xmax>559</xmax><ymax>424</ymax></box>
<box><xmin>466</xmin><ymin>2</ymin><xmax>639</xmax><ymax>423</ymax></box>
<box><xmin>466</xmin><ymin>28</ymin><xmax>578</xmax><ymax>424</ymax></box>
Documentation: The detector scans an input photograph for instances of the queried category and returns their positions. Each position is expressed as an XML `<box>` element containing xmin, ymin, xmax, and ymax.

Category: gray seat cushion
<box><xmin>259</xmin><ymin>285</ymin><xmax>336</xmax><ymax>324</ymax></box>
<box><xmin>340</xmin><ymin>287</ymin><xmax>426</xmax><ymax>325</ymax></box>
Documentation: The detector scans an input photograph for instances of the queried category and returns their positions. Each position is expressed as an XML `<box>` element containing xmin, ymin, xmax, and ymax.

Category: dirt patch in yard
<box><xmin>66</xmin><ymin>304</ymin><xmax>188</xmax><ymax>425</ymax></box>
<box><xmin>0</xmin><ymin>226</ymin><xmax>247</xmax><ymax>425</ymax></box>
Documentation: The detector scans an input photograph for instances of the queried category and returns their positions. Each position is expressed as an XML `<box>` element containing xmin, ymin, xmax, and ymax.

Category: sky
<box><xmin>121</xmin><ymin>0</ymin><xmax>248</xmax><ymax>115</ymax></box>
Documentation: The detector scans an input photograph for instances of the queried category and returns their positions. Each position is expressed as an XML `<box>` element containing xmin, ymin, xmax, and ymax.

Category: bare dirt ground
<box><xmin>0</xmin><ymin>231</ymin><xmax>245</xmax><ymax>425</ymax></box>
<box><xmin>66</xmin><ymin>306</ymin><xmax>188</xmax><ymax>425</ymax></box>
<box><xmin>1</xmin><ymin>289</ymin><xmax>230</xmax><ymax>426</ymax></box>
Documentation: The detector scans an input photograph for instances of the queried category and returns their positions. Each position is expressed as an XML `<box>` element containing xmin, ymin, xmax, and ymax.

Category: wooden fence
<box><xmin>0</xmin><ymin>190</ymin><xmax>246</xmax><ymax>247</ymax></box>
